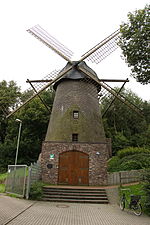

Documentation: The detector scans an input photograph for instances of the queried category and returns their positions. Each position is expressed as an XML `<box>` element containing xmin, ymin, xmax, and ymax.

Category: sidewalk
<box><xmin>0</xmin><ymin>194</ymin><xmax>150</xmax><ymax>225</ymax></box>
<box><xmin>0</xmin><ymin>195</ymin><xmax>34</xmax><ymax>225</ymax></box>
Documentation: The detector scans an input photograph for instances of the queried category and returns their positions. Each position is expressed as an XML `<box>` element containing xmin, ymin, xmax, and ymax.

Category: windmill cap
<box><xmin>53</xmin><ymin>61</ymin><xmax>101</xmax><ymax>91</ymax></box>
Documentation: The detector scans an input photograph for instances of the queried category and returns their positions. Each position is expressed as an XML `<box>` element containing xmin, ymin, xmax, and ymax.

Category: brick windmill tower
<box><xmin>43</xmin><ymin>60</ymin><xmax>108</xmax><ymax>186</ymax></box>
<box><xmin>7</xmin><ymin>25</ymin><xmax>141</xmax><ymax>186</ymax></box>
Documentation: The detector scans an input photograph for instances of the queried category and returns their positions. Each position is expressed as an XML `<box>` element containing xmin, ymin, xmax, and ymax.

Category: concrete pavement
<box><xmin>0</xmin><ymin>194</ymin><xmax>150</xmax><ymax>225</ymax></box>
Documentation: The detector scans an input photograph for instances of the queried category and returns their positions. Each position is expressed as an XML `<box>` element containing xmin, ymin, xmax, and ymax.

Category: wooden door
<box><xmin>58</xmin><ymin>151</ymin><xmax>89</xmax><ymax>185</ymax></box>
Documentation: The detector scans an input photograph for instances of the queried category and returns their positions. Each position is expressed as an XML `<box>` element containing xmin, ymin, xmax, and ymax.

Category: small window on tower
<box><xmin>73</xmin><ymin>111</ymin><xmax>79</xmax><ymax>119</ymax></box>
<box><xmin>72</xmin><ymin>133</ymin><xmax>78</xmax><ymax>142</ymax></box>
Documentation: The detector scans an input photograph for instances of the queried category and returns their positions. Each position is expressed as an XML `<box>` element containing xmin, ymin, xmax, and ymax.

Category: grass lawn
<box><xmin>0</xmin><ymin>173</ymin><xmax>7</xmax><ymax>181</ymax></box>
<box><xmin>0</xmin><ymin>184</ymin><xmax>5</xmax><ymax>193</ymax></box>
<box><xmin>120</xmin><ymin>183</ymin><xmax>144</xmax><ymax>195</ymax></box>
<box><xmin>119</xmin><ymin>183</ymin><xmax>147</xmax><ymax>213</ymax></box>
<box><xmin>0</xmin><ymin>173</ymin><xmax>7</xmax><ymax>193</ymax></box>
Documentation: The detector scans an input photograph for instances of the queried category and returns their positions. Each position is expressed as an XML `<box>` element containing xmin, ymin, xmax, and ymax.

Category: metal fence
<box><xmin>5</xmin><ymin>165</ymin><xmax>27</xmax><ymax>197</ymax></box>
<box><xmin>5</xmin><ymin>162</ymin><xmax>42</xmax><ymax>199</ymax></box>
<box><xmin>107</xmin><ymin>169</ymin><xmax>143</xmax><ymax>186</ymax></box>
<box><xmin>26</xmin><ymin>161</ymin><xmax>42</xmax><ymax>199</ymax></box>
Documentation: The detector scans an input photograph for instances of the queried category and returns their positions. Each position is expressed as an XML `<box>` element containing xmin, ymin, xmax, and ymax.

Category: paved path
<box><xmin>0</xmin><ymin>195</ymin><xmax>150</xmax><ymax>225</ymax></box>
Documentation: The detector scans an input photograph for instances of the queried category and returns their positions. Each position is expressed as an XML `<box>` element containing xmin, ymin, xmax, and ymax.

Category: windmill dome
<box><xmin>53</xmin><ymin>61</ymin><xmax>100</xmax><ymax>91</ymax></box>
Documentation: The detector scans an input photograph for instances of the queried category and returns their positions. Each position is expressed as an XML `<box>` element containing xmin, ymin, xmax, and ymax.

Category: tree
<box><xmin>101</xmin><ymin>87</ymin><xmax>149</xmax><ymax>154</ymax></box>
<box><xmin>0</xmin><ymin>87</ymin><xmax>55</xmax><ymax>171</ymax></box>
<box><xmin>119</xmin><ymin>4</ymin><xmax>150</xmax><ymax>84</ymax></box>
<box><xmin>142</xmin><ymin>169</ymin><xmax>150</xmax><ymax>215</ymax></box>
<box><xmin>0</xmin><ymin>80</ymin><xmax>21</xmax><ymax>143</ymax></box>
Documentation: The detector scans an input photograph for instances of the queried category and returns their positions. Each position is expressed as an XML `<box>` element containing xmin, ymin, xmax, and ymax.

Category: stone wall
<box><xmin>41</xmin><ymin>141</ymin><xmax>110</xmax><ymax>186</ymax></box>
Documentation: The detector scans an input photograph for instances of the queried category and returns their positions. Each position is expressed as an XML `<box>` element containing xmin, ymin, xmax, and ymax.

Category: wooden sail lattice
<box><xmin>81</xmin><ymin>29</ymin><xmax>120</xmax><ymax>64</ymax></box>
<box><xmin>27</xmin><ymin>24</ymin><xmax>73</xmax><ymax>62</ymax></box>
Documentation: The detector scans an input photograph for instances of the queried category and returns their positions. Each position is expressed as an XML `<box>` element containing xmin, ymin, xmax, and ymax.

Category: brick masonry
<box><xmin>40</xmin><ymin>62</ymin><xmax>111</xmax><ymax>186</ymax></box>
<box><xmin>40</xmin><ymin>141</ymin><xmax>110</xmax><ymax>186</ymax></box>
<box><xmin>45</xmin><ymin>79</ymin><xmax>106</xmax><ymax>143</ymax></box>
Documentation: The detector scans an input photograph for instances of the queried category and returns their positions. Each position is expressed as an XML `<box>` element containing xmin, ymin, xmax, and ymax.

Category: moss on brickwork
<box><xmin>46</xmin><ymin>104</ymin><xmax>105</xmax><ymax>142</ymax></box>
<box><xmin>45</xmin><ymin>76</ymin><xmax>105</xmax><ymax>142</ymax></box>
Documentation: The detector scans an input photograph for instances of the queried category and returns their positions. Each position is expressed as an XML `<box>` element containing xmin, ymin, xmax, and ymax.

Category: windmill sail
<box><xmin>27</xmin><ymin>24</ymin><xmax>73</xmax><ymax>63</ymax></box>
<box><xmin>80</xmin><ymin>29</ymin><xmax>120</xmax><ymax>64</ymax></box>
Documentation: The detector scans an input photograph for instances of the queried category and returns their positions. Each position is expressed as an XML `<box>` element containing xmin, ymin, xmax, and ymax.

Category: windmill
<box><xmin>6</xmin><ymin>25</ymin><xmax>142</xmax><ymax>186</ymax></box>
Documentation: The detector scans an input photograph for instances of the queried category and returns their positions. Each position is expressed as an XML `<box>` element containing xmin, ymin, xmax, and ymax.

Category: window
<box><xmin>72</xmin><ymin>133</ymin><xmax>78</xmax><ymax>142</ymax></box>
<box><xmin>73</xmin><ymin>111</ymin><xmax>79</xmax><ymax>119</ymax></box>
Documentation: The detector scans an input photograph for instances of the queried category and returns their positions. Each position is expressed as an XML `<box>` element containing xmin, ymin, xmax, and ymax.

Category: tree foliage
<box><xmin>108</xmin><ymin>147</ymin><xmax>150</xmax><ymax>172</ymax></box>
<box><xmin>119</xmin><ymin>4</ymin><xmax>150</xmax><ymax>84</ymax></box>
<box><xmin>117</xmin><ymin>147</ymin><xmax>150</xmax><ymax>159</ymax></box>
<box><xmin>102</xmin><ymin>88</ymin><xmax>150</xmax><ymax>154</ymax></box>
<box><xmin>0</xmin><ymin>81</ymin><xmax>55</xmax><ymax>172</ymax></box>
<box><xmin>0</xmin><ymin>80</ymin><xmax>21</xmax><ymax>144</ymax></box>
<box><xmin>142</xmin><ymin>169</ymin><xmax>150</xmax><ymax>215</ymax></box>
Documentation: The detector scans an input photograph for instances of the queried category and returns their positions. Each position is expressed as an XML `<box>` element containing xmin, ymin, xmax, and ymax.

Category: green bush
<box><xmin>0</xmin><ymin>173</ymin><xmax>7</xmax><ymax>182</ymax></box>
<box><xmin>120</xmin><ymin>154</ymin><xmax>150</xmax><ymax>169</ymax></box>
<box><xmin>117</xmin><ymin>147</ymin><xmax>150</xmax><ymax>159</ymax></box>
<box><xmin>112</xmin><ymin>132</ymin><xmax>130</xmax><ymax>155</ymax></box>
<box><xmin>108</xmin><ymin>153</ymin><xmax>150</xmax><ymax>172</ymax></box>
<box><xmin>107</xmin><ymin>156</ymin><xmax>120</xmax><ymax>172</ymax></box>
<box><xmin>29</xmin><ymin>182</ymin><xmax>44</xmax><ymax>200</ymax></box>
<box><xmin>0</xmin><ymin>184</ymin><xmax>5</xmax><ymax>193</ymax></box>
<box><xmin>120</xmin><ymin>160</ymin><xmax>143</xmax><ymax>171</ymax></box>
<box><xmin>141</xmin><ymin>169</ymin><xmax>150</xmax><ymax>215</ymax></box>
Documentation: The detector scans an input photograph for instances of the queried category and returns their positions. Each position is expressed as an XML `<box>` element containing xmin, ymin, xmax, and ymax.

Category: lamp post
<box><xmin>15</xmin><ymin>119</ymin><xmax>22</xmax><ymax>166</ymax></box>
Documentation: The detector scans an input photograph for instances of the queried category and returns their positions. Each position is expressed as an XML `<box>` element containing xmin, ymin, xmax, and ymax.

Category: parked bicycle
<box><xmin>119</xmin><ymin>189</ymin><xmax>142</xmax><ymax>216</ymax></box>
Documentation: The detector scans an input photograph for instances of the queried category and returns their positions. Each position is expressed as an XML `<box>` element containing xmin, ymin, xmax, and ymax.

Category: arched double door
<box><xmin>58</xmin><ymin>151</ymin><xmax>89</xmax><ymax>185</ymax></box>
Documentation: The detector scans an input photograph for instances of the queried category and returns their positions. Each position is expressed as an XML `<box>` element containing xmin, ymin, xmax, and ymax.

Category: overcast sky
<box><xmin>0</xmin><ymin>0</ymin><xmax>149</xmax><ymax>101</ymax></box>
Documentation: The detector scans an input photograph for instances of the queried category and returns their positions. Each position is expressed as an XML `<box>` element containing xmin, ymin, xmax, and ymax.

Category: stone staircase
<box><xmin>42</xmin><ymin>186</ymin><xmax>109</xmax><ymax>204</ymax></box>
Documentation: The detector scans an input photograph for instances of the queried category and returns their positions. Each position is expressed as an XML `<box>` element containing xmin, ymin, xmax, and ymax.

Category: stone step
<box><xmin>42</xmin><ymin>198</ymin><xmax>109</xmax><ymax>204</ymax></box>
<box><xmin>43</xmin><ymin>187</ymin><xmax>106</xmax><ymax>193</ymax></box>
<box><xmin>43</xmin><ymin>189</ymin><xmax>106</xmax><ymax>195</ymax></box>
<box><xmin>42</xmin><ymin>186</ymin><xmax>109</xmax><ymax>204</ymax></box>
<box><xmin>43</xmin><ymin>192</ymin><xmax>107</xmax><ymax>197</ymax></box>
<box><xmin>43</xmin><ymin>186</ymin><xmax>106</xmax><ymax>190</ymax></box>
<box><xmin>43</xmin><ymin>194</ymin><xmax>108</xmax><ymax>200</ymax></box>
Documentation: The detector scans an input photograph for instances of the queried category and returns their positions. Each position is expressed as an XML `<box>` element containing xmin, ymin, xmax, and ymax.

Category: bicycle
<box><xmin>119</xmin><ymin>189</ymin><xmax>142</xmax><ymax>216</ymax></box>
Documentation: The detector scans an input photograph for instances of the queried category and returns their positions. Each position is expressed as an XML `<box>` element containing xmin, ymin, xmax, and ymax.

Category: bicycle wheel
<box><xmin>119</xmin><ymin>198</ymin><xmax>125</xmax><ymax>211</ymax></box>
<box><xmin>132</xmin><ymin>203</ymin><xmax>142</xmax><ymax>216</ymax></box>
